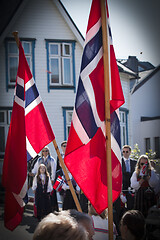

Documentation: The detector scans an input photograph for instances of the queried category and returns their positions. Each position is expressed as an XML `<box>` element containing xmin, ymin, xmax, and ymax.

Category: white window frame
<box><xmin>49</xmin><ymin>57</ymin><xmax>61</xmax><ymax>86</ymax></box>
<box><xmin>48</xmin><ymin>42</ymin><xmax>73</xmax><ymax>87</ymax></box>
<box><xmin>23</xmin><ymin>41</ymin><xmax>32</xmax><ymax>70</ymax></box>
<box><xmin>66</xmin><ymin>110</ymin><xmax>73</xmax><ymax>139</ymax></box>
<box><xmin>62</xmin><ymin>43</ymin><xmax>71</xmax><ymax>57</ymax></box>
<box><xmin>62</xmin><ymin>57</ymin><xmax>73</xmax><ymax>85</ymax></box>
<box><xmin>0</xmin><ymin>110</ymin><xmax>12</xmax><ymax>155</ymax></box>
<box><xmin>119</xmin><ymin>110</ymin><xmax>127</xmax><ymax>146</ymax></box>
<box><xmin>7</xmin><ymin>40</ymin><xmax>33</xmax><ymax>86</ymax></box>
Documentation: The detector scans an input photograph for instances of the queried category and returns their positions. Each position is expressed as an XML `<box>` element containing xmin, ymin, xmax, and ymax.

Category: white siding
<box><xmin>0</xmin><ymin>0</ymin><xmax>134</xmax><ymax>161</ymax></box>
<box><xmin>0</xmin><ymin>0</ymin><xmax>83</xmax><ymax>158</ymax></box>
<box><xmin>130</xmin><ymin>69</ymin><xmax>160</xmax><ymax>153</ymax></box>
<box><xmin>120</xmin><ymin>73</ymin><xmax>132</xmax><ymax>145</ymax></box>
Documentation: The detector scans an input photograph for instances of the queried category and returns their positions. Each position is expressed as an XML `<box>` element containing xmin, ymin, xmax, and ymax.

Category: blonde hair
<box><xmin>33</xmin><ymin>213</ymin><xmax>87</xmax><ymax>240</ymax></box>
<box><xmin>135</xmin><ymin>155</ymin><xmax>151</xmax><ymax>175</ymax></box>
<box><xmin>41</xmin><ymin>146</ymin><xmax>50</xmax><ymax>157</ymax></box>
<box><xmin>88</xmin><ymin>203</ymin><xmax>108</xmax><ymax>219</ymax></box>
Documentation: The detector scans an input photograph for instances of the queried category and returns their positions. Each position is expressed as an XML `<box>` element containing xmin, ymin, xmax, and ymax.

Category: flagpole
<box><xmin>12</xmin><ymin>31</ymin><xmax>19</xmax><ymax>48</ymax></box>
<box><xmin>52</xmin><ymin>139</ymin><xmax>82</xmax><ymax>212</ymax></box>
<box><xmin>100</xmin><ymin>1</ymin><xmax>113</xmax><ymax>240</ymax></box>
<box><xmin>12</xmin><ymin>31</ymin><xmax>82</xmax><ymax>212</ymax></box>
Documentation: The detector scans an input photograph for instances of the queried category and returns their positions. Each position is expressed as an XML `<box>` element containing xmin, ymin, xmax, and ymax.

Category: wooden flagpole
<box><xmin>12</xmin><ymin>31</ymin><xmax>82</xmax><ymax>213</ymax></box>
<box><xmin>52</xmin><ymin>139</ymin><xmax>82</xmax><ymax>212</ymax></box>
<box><xmin>100</xmin><ymin>1</ymin><xmax>114</xmax><ymax>240</ymax></box>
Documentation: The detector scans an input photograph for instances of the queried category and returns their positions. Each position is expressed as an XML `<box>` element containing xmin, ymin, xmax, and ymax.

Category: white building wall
<box><xmin>140</xmin><ymin>119</ymin><xmax>160</xmax><ymax>153</ymax></box>
<box><xmin>120</xmin><ymin>73</ymin><xmax>132</xmax><ymax>146</ymax></box>
<box><xmin>0</xmin><ymin>0</ymin><xmax>136</xmax><ymax>162</ymax></box>
<box><xmin>130</xmin><ymin>69</ymin><xmax>160</xmax><ymax>154</ymax></box>
<box><xmin>0</xmin><ymin>0</ymin><xmax>83</xmax><ymax>159</ymax></box>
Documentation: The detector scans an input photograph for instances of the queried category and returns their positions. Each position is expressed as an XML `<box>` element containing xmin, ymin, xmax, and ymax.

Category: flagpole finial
<box><xmin>12</xmin><ymin>31</ymin><xmax>19</xmax><ymax>48</ymax></box>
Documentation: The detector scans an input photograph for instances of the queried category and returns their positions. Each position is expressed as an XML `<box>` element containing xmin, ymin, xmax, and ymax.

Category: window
<box><xmin>5</xmin><ymin>39</ymin><xmax>35</xmax><ymax>90</ymax></box>
<box><xmin>62</xmin><ymin>107</ymin><xmax>73</xmax><ymax>140</ymax></box>
<box><xmin>46</xmin><ymin>40</ymin><xmax>76</xmax><ymax>91</ymax></box>
<box><xmin>0</xmin><ymin>109</ymin><xmax>12</xmax><ymax>156</ymax></box>
<box><xmin>119</xmin><ymin>110</ymin><xmax>128</xmax><ymax>147</ymax></box>
<box><xmin>145</xmin><ymin>138</ymin><xmax>150</xmax><ymax>152</ymax></box>
<box><xmin>155</xmin><ymin>137</ymin><xmax>160</xmax><ymax>158</ymax></box>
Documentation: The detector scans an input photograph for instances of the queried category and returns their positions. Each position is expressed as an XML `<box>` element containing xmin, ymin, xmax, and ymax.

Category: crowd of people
<box><xmin>26</xmin><ymin>143</ymin><xmax>160</xmax><ymax>240</ymax></box>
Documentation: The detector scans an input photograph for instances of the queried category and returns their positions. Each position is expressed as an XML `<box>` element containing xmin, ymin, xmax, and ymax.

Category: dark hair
<box><xmin>120</xmin><ymin>210</ymin><xmax>146</xmax><ymax>240</ymax></box>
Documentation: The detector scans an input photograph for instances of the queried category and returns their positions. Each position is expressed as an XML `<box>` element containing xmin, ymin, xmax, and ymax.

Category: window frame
<box><xmin>5</xmin><ymin>38</ymin><xmax>36</xmax><ymax>91</ymax></box>
<box><xmin>119</xmin><ymin>108</ymin><xmax>129</xmax><ymax>146</ymax></box>
<box><xmin>145</xmin><ymin>138</ymin><xmax>151</xmax><ymax>153</ymax></box>
<box><xmin>62</xmin><ymin>107</ymin><xmax>73</xmax><ymax>140</ymax></box>
<box><xmin>0</xmin><ymin>108</ymin><xmax>12</xmax><ymax>157</ymax></box>
<box><xmin>154</xmin><ymin>137</ymin><xmax>160</xmax><ymax>158</ymax></box>
<box><xmin>46</xmin><ymin>40</ymin><xmax>76</xmax><ymax>92</ymax></box>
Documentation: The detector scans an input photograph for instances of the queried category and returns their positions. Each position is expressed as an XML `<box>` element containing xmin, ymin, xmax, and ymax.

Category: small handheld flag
<box><xmin>53</xmin><ymin>175</ymin><xmax>64</xmax><ymax>192</ymax></box>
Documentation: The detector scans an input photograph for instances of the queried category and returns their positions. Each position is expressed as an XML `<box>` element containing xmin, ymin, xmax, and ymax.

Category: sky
<box><xmin>61</xmin><ymin>0</ymin><xmax>160</xmax><ymax>67</ymax></box>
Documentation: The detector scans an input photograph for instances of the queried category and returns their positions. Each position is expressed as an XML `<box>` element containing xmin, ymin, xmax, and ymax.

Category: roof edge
<box><xmin>131</xmin><ymin>64</ymin><xmax>160</xmax><ymax>94</ymax></box>
<box><xmin>54</xmin><ymin>0</ymin><xmax>85</xmax><ymax>47</ymax></box>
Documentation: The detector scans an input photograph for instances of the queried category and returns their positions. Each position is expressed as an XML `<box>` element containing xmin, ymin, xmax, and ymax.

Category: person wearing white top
<box><xmin>32</xmin><ymin>146</ymin><xmax>58</xmax><ymax>212</ymax></box>
<box><xmin>32</xmin><ymin>164</ymin><xmax>53</xmax><ymax>220</ymax></box>
<box><xmin>88</xmin><ymin>204</ymin><xmax>117</xmax><ymax>240</ymax></box>
<box><xmin>130</xmin><ymin>155</ymin><xmax>159</xmax><ymax>217</ymax></box>
<box><xmin>32</xmin><ymin>146</ymin><xmax>57</xmax><ymax>183</ymax></box>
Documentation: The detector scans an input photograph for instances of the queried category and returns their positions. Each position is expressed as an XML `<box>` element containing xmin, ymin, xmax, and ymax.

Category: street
<box><xmin>0</xmin><ymin>202</ymin><xmax>38</xmax><ymax>240</ymax></box>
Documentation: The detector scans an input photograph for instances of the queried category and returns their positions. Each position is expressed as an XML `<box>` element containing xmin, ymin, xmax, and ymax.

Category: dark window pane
<box><xmin>0</xmin><ymin>127</ymin><xmax>5</xmax><ymax>152</ymax></box>
<box><xmin>51</xmin><ymin>58</ymin><xmax>59</xmax><ymax>83</ymax></box>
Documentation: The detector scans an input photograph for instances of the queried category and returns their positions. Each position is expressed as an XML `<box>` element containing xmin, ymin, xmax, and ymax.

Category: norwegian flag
<box><xmin>141</xmin><ymin>161</ymin><xmax>148</xmax><ymax>175</ymax></box>
<box><xmin>2</xmin><ymin>41</ymin><xmax>55</xmax><ymax>230</ymax></box>
<box><xmin>53</xmin><ymin>175</ymin><xmax>64</xmax><ymax>192</ymax></box>
<box><xmin>64</xmin><ymin>0</ymin><xmax>124</xmax><ymax>214</ymax></box>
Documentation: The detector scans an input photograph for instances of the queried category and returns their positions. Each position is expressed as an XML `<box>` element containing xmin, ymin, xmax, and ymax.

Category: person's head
<box><xmin>122</xmin><ymin>145</ymin><xmax>132</xmax><ymax>159</ymax></box>
<box><xmin>136</xmin><ymin>155</ymin><xmax>151</xmax><ymax>174</ymax></box>
<box><xmin>33</xmin><ymin>212</ymin><xmax>88</xmax><ymax>240</ymax></box>
<box><xmin>61</xmin><ymin>141</ymin><xmax>67</xmax><ymax>154</ymax></box>
<box><xmin>120</xmin><ymin>210</ymin><xmax>146</xmax><ymax>240</ymax></box>
<box><xmin>67</xmin><ymin>209</ymin><xmax>95</xmax><ymax>240</ymax></box>
<box><xmin>37</xmin><ymin>164</ymin><xmax>49</xmax><ymax>177</ymax></box>
<box><xmin>88</xmin><ymin>203</ymin><xmax>108</xmax><ymax>219</ymax></box>
<box><xmin>41</xmin><ymin>146</ymin><xmax>50</xmax><ymax>158</ymax></box>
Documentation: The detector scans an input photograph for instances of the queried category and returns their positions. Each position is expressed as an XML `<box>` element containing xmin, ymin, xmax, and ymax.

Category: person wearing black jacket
<box><xmin>122</xmin><ymin>145</ymin><xmax>136</xmax><ymax>210</ymax></box>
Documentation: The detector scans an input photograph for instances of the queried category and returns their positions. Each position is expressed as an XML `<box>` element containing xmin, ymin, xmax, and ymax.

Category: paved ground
<box><xmin>0</xmin><ymin>201</ymin><xmax>38</xmax><ymax>240</ymax></box>
<box><xmin>0</xmin><ymin>188</ymin><xmax>62</xmax><ymax>240</ymax></box>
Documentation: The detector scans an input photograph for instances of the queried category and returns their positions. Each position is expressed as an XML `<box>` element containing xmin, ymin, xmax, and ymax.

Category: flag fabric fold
<box><xmin>2</xmin><ymin>41</ymin><xmax>55</xmax><ymax>230</ymax></box>
<box><xmin>64</xmin><ymin>0</ymin><xmax>125</xmax><ymax>214</ymax></box>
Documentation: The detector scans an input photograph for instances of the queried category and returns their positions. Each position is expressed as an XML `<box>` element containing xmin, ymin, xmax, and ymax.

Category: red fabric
<box><xmin>2</xmin><ymin>41</ymin><xmax>54</xmax><ymax>230</ymax></box>
<box><xmin>65</xmin><ymin>0</ymin><xmax>124</xmax><ymax>214</ymax></box>
<box><xmin>53</xmin><ymin>176</ymin><xmax>63</xmax><ymax>192</ymax></box>
<box><xmin>65</xmin><ymin>129</ymin><xmax>122</xmax><ymax>213</ymax></box>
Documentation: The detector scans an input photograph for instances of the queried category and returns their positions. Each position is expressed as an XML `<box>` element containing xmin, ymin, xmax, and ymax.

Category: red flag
<box><xmin>64</xmin><ymin>0</ymin><xmax>124</xmax><ymax>214</ymax></box>
<box><xmin>2</xmin><ymin>41</ymin><xmax>55</xmax><ymax>230</ymax></box>
<box><xmin>53</xmin><ymin>175</ymin><xmax>64</xmax><ymax>192</ymax></box>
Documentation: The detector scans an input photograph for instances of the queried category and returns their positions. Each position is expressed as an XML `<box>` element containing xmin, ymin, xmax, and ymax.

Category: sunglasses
<box><xmin>140</xmin><ymin>163</ymin><xmax>146</xmax><ymax>166</ymax></box>
<box><xmin>123</xmin><ymin>151</ymin><xmax>129</xmax><ymax>153</ymax></box>
<box><xmin>42</xmin><ymin>150</ymin><xmax>48</xmax><ymax>152</ymax></box>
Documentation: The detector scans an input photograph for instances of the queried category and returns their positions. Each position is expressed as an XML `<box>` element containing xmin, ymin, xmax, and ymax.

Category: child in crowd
<box><xmin>32</xmin><ymin>164</ymin><xmax>53</xmax><ymax>221</ymax></box>
<box><xmin>88</xmin><ymin>203</ymin><xmax>117</xmax><ymax>240</ymax></box>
